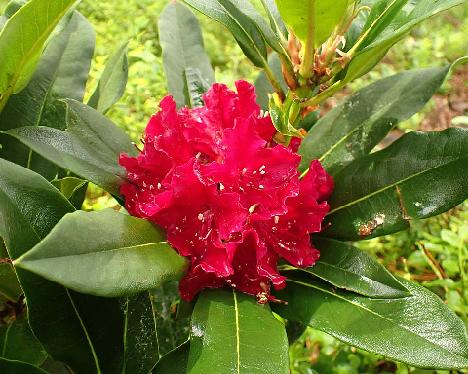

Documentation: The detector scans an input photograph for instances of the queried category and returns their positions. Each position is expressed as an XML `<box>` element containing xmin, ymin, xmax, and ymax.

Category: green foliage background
<box><xmin>1</xmin><ymin>0</ymin><xmax>465</xmax><ymax>372</ymax></box>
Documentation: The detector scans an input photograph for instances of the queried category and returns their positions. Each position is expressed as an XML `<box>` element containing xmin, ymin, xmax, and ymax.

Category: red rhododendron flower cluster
<box><xmin>120</xmin><ymin>80</ymin><xmax>333</xmax><ymax>303</ymax></box>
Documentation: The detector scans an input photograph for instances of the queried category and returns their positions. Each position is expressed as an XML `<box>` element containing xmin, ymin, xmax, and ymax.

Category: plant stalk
<box><xmin>264</xmin><ymin>64</ymin><xmax>285</xmax><ymax>98</ymax></box>
<box><xmin>299</xmin><ymin>0</ymin><xmax>316</xmax><ymax>79</ymax></box>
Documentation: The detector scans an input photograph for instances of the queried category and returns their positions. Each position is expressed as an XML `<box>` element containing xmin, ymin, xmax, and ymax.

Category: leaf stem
<box><xmin>300</xmin><ymin>80</ymin><xmax>345</xmax><ymax>108</ymax></box>
<box><xmin>299</xmin><ymin>0</ymin><xmax>316</xmax><ymax>79</ymax></box>
<box><xmin>264</xmin><ymin>63</ymin><xmax>285</xmax><ymax>97</ymax></box>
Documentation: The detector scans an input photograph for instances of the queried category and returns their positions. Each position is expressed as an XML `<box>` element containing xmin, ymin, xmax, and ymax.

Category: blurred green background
<box><xmin>1</xmin><ymin>0</ymin><xmax>467</xmax><ymax>372</ymax></box>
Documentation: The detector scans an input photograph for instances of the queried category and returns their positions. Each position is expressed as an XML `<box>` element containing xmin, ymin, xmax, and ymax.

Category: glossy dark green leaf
<box><xmin>0</xmin><ymin>158</ymin><xmax>125</xmax><ymax>373</ymax></box>
<box><xmin>273</xmin><ymin>274</ymin><xmax>468</xmax><ymax>369</ymax></box>
<box><xmin>324</xmin><ymin>128</ymin><xmax>468</xmax><ymax>240</ymax></box>
<box><xmin>121</xmin><ymin>292</ymin><xmax>160</xmax><ymax>374</ymax></box>
<box><xmin>187</xmin><ymin>289</ymin><xmax>289</xmax><ymax>373</ymax></box>
<box><xmin>0</xmin><ymin>318</ymin><xmax>47</xmax><ymax>366</ymax></box>
<box><xmin>0</xmin><ymin>358</ymin><xmax>48</xmax><ymax>374</ymax></box>
<box><xmin>15</xmin><ymin>209</ymin><xmax>188</xmax><ymax>297</ymax></box>
<box><xmin>0</xmin><ymin>0</ymin><xmax>78</xmax><ymax>110</ymax></box>
<box><xmin>151</xmin><ymin>281</ymin><xmax>191</xmax><ymax>357</ymax></box>
<box><xmin>152</xmin><ymin>342</ymin><xmax>189</xmax><ymax>374</ymax></box>
<box><xmin>357</xmin><ymin>0</ymin><xmax>408</xmax><ymax>49</ymax></box>
<box><xmin>0</xmin><ymin>11</ymin><xmax>95</xmax><ymax>180</ymax></box>
<box><xmin>88</xmin><ymin>41</ymin><xmax>129</xmax><ymax>114</ymax></box>
<box><xmin>301</xmin><ymin>238</ymin><xmax>409</xmax><ymax>298</ymax></box>
<box><xmin>343</xmin><ymin>0</ymin><xmax>465</xmax><ymax>82</ymax></box>
<box><xmin>299</xmin><ymin>66</ymin><xmax>451</xmax><ymax>175</ymax></box>
<box><xmin>159</xmin><ymin>2</ymin><xmax>214</xmax><ymax>108</ymax></box>
<box><xmin>5</xmin><ymin>99</ymin><xmax>136</xmax><ymax>196</ymax></box>
<box><xmin>275</xmin><ymin>0</ymin><xmax>349</xmax><ymax>46</ymax></box>
<box><xmin>182</xmin><ymin>0</ymin><xmax>270</xmax><ymax>68</ymax></box>
<box><xmin>51</xmin><ymin>177</ymin><xmax>88</xmax><ymax>210</ymax></box>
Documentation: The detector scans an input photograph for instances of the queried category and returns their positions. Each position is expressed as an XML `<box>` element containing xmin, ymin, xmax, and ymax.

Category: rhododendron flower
<box><xmin>120</xmin><ymin>80</ymin><xmax>333</xmax><ymax>303</ymax></box>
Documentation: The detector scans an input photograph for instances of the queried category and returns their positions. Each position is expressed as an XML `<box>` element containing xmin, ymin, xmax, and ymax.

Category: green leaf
<box><xmin>0</xmin><ymin>319</ymin><xmax>47</xmax><ymax>366</ymax></box>
<box><xmin>272</xmin><ymin>274</ymin><xmax>468</xmax><ymax>369</ymax></box>
<box><xmin>302</xmin><ymin>238</ymin><xmax>409</xmax><ymax>298</ymax></box>
<box><xmin>0</xmin><ymin>358</ymin><xmax>48</xmax><ymax>374</ymax></box>
<box><xmin>5</xmin><ymin>99</ymin><xmax>136</xmax><ymax>197</ymax></box>
<box><xmin>299</xmin><ymin>66</ymin><xmax>451</xmax><ymax>175</ymax></box>
<box><xmin>343</xmin><ymin>0</ymin><xmax>465</xmax><ymax>82</ymax></box>
<box><xmin>187</xmin><ymin>289</ymin><xmax>289</xmax><ymax>373</ymax></box>
<box><xmin>0</xmin><ymin>258</ymin><xmax>22</xmax><ymax>302</ymax></box>
<box><xmin>0</xmin><ymin>158</ymin><xmax>126</xmax><ymax>373</ymax></box>
<box><xmin>0</xmin><ymin>11</ymin><xmax>95</xmax><ymax>180</ymax></box>
<box><xmin>152</xmin><ymin>342</ymin><xmax>189</xmax><ymax>374</ymax></box>
<box><xmin>0</xmin><ymin>265</ymin><xmax>21</xmax><ymax>302</ymax></box>
<box><xmin>151</xmin><ymin>281</ymin><xmax>191</xmax><ymax>357</ymax></box>
<box><xmin>0</xmin><ymin>0</ymin><xmax>27</xmax><ymax>31</ymax></box>
<box><xmin>259</xmin><ymin>0</ymin><xmax>287</xmax><ymax>39</ymax></box>
<box><xmin>0</xmin><ymin>0</ymin><xmax>79</xmax><ymax>110</ymax></box>
<box><xmin>275</xmin><ymin>0</ymin><xmax>349</xmax><ymax>46</ymax></box>
<box><xmin>182</xmin><ymin>0</ymin><xmax>270</xmax><ymax>68</ymax></box>
<box><xmin>254</xmin><ymin>52</ymin><xmax>287</xmax><ymax>110</ymax></box>
<box><xmin>51</xmin><ymin>177</ymin><xmax>88</xmax><ymax>210</ymax></box>
<box><xmin>324</xmin><ymin>128</ymin><xmax>468</xmax><ymax>240</ymax></box>
<box><xmin>121</xmin><ymin>292</ymin><xmax>160</xmax><ymax>373</ymax></box>
<box><xmin>15</xmin><ymin>209</ymin><xmax>188</xmax><ymax>297</ymax></box>
<box><xmin>159</xmin><ymin>2</ymin><xmax>214</xmax><ymax>108</ymax></box>
<box><xmin>88</xmin><ymin>41</ymin><xmax>129</xmax><ymax>114</ymax></box>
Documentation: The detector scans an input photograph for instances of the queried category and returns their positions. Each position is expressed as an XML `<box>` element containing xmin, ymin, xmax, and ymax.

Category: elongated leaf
<box><xmin>0</xmin><ymin>11</ymin><xmax>95</xmax><ymax>180</ymax></box>
<box><xmin>275</xmin><ymin>0</ymin><xmax>349</xmax><ymax>46</ymax></box>
<box><xmin>0</xmin><ymin>0</ymin><xmax>78</xmax><ymax>109</ymax></box>
<box><xmin>221</xmin><ymin>0</ymin><xmax>286</xmax><ymax>55</ymax></box>
<box><xmin>343</xmin><ymin>0</ymin><xmax>465</xmax><ymax>82</ymax></box>
<box><xmin>15</xmin><ymin>209</ymin><xmax>187</xmax><ymax>297</ymax></box>
<box><xmin>5</xmin><ymin>99</ymin><xmax>136</xmax><ymax>197</ymax></box>
<box><xmin>88</xmin><ymin>41</ymin><xmax>129</xmax><ymax>114</ymax></box>
<box><xmin>324</xmin><ymin>128</ymin><xmax>468</xmax><ymax>240</ymax></box>
<box><xmin>0</xmin><ymin>319</ymin><xmax>47</xmax><ymax>366</ymax></box>
<box><xmin>299</xmin><ymin>66</ymin><xmax>451</xmax><ymax>174</ymax></box>
<box><xmin>152</xmin><ymin>342</ymin><xmax>189</xmax><ymax>374</ymax></box>
<box><xmin>187</xmin><ymin>289</ymin><xmax>289</xmax><ymax>374</ymax></box>
<box><xmin>0</xmin><ymin>158</ymin><xmax>125</xmax><ymax>373</ymax></box>
<box><xmin>303</xmin><ymin>238</ymin><xmax>409</xmax><ymax>298</ymax></box>
<box><xmin>159</xmin><ymin>2</ymin><xmax>214</xmax><ymax>108</ymax></box>
<box><xmin>0</xmin><ymin>358</ymin><xmax>48</xmax><ymax>373</ymax></box>
<box><xmin>273</xmin><ymin>274</ymin><xmax>468</xmax><ymax>369</ymax></box>
<box><xmin>121</xmin><ymin>292</ymin><xmax>160</xmax><ymax>373</ymax></box>
<box><xmin>259</xmin><ymin>0</ymin><xmax>287</xmax><ymax>39</ymax></box>
<box><xmin>182</xmin><ymin>0</ymin><xmax>270</xmax><ymax>68</ymax></box>
<box><xmin>358</xmin><ymin>0</ymin><xmax>408</xmax><ymax>49</ymax></box>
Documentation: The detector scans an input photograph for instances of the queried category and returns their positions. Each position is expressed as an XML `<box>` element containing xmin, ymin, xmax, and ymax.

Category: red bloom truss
<box><xmin>120</xmin><ymin>81</ymin><xmax>333</xmax><ymax>302</ymax></box>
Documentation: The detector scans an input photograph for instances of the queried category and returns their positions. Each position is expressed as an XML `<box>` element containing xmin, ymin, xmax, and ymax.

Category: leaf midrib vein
<box><xmin>17</xmin><ymin>242</ymin><xmax>168</xmax><ymax>264</ymax></box>
<box><xmin>328</xmin><ymin>157</ymin><xmax>463</xmax><ymax>215</ymax></box>
<box><xmin>290</xmin><ymin>279</ymin><xmax>466</xmax><ymax>358</ymax></box>
<box><xmin>233</xmin><ymin>289</ymin><xmax>240</xmax><ymax>374</ymax></box>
